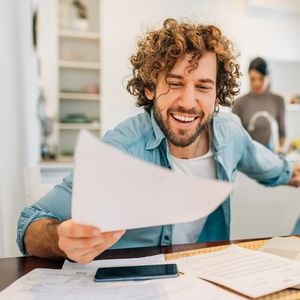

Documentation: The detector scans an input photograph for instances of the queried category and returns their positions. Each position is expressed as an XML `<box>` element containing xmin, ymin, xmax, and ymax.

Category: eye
<box><xmin>196</xmin><ymin>85</ymin><xmax>210</xmax><ymax>90</ymax></box>
<box><xmin>168</xmin><ymin>82</ymin><xmax>183</xmax><ymax>89</ymax></box>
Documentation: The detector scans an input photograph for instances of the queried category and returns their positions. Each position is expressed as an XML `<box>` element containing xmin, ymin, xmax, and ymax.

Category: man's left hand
<box><xmin>288</xmin><ymin>165</ymin><xmax>300</xmax><ymax>187</ymax></box>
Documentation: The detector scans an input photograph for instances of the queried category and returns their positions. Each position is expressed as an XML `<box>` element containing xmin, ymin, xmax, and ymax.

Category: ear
<box><xmin>144</xmin><ymin>88</ymin><xmax>155</xmax><ymax>101</ymax></box>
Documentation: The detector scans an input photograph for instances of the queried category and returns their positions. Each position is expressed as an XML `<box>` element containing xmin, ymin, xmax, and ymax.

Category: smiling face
<box><xmin>145</xmin><ymin>52</ymin><xmax>218</xmax><ymax>155</ymax></box>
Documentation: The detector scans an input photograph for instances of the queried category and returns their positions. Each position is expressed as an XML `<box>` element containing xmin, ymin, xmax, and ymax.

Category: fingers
<box><xmin>57</xmin><ymin>219</ymin><xmax>101</xmax><ymax>238</ymax></box>
<box><xmin>58</xmin><ymin>230</ymin><xmax>125</xmax><ymax>251</ymax></box>
<box><xmin>68</xmin><ymin>233</ymin><xmax>124</xmax><ymax>264</ymax></box>
<box><xmin>64</xmin><ymin>231</ymin><xmax>125</xmax><ymax>264</ymax></box>
<box><xmin>288</xmin><ymin>177</ymin><xmax>300</xmax><ymax>187</ymax></box>
<box><xmin>57</xmin><ymin>219</ymin><xmax>126</xmax><ymax>264</ymax></box>
<box><xmin>289</xmin><ymin>166</ymin><xmax>300</xmax><ymax>187</ymax></box>
<box><xmin>293</xmin><ymin>165</ymin><xmax>300</xmax><ymax>176</ymax></box>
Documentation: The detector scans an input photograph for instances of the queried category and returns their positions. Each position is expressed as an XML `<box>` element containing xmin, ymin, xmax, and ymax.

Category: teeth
<box><xmin>173</xmin><ymin>114</ymin><xmax>196</xmax><ymax>122</ymax></box>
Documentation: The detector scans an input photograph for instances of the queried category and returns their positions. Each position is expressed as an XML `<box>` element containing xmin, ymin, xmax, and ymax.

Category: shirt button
<box><xmin>164</xmin><ymin>235</ymin><xmax>170</xmax><ymax>241</ymax></box>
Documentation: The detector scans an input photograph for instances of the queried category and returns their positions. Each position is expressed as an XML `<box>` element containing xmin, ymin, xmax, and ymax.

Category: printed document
<box><xmin>63</xmin><ymin>254</ymin><xmax>165</xmax><ymax>270</ymax></box>
<box><xmin>176</xmin><ymin>245</ymin><xmax>300</xmax><ymax>298</ymax></box>
<box><xmin>259</xmin><ymin>236</ymin><xmax>300</xmax><ymax>261</ymax></box>
<box><xmin>0</xmin><ymin>269</ymin><xmax>246</xmax><ymax>300</ymax></box>
<box><xmin>72</xmin><ymin>130</ymin><xmax>232</xmax><ymax>231</ymax></box>
<box><xmin>260</xmin><ymin>236</ymin><xmax>300</xmax><ymax>289</ymax></box>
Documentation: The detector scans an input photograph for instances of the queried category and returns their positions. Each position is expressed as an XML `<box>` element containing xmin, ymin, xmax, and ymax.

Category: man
<box><xmin>17</xmin><ymin>19</ymin><xmax>300</xmax><ymax>264</ymax></box>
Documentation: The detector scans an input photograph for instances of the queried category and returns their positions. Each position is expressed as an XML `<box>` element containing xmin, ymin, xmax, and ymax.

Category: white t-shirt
<box><xmin>171</xmin><ymin>148</ymin><xmax>216</xmax><ymax>244</ymax></box>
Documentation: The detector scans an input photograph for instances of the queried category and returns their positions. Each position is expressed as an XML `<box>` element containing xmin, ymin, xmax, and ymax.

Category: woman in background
<box><xmin>232</xmin><ymin>57</ymin><xmax>286</xmax><ymax>152</ymax></box>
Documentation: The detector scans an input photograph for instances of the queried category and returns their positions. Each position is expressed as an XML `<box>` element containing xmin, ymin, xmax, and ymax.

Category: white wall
<box><xmin>100</xmin><ymin>0</ymin><xmax>300</xmax><ymax>133</ymax></box>
<box><xmin>37</xmin><ymin>1</ymin><xmax>58</xmax><ymax>120</ymax></box>
<box><xmin>0</xmin><ymin>0</ymin><xmax>39</xmax><ymax>257</ymax></box>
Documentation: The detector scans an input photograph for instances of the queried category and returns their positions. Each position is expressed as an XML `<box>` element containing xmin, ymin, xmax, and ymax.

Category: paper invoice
<box><xmin>0</xmin><ymin>269</ymin><xmax>246</xmax><ymax>300</ymax></box>
<box><xmin>176</xmin><ymin>245</ymin><xmax>300</xmax><ymax>298</ymax></box>
<box><xmin>62</xmin><ymin>254</ymin><xmax>165</xmax><ymax>270</ymax></box>
<box><xmin>72</xmin><ymin>130</ymin><xmax>233</xmax><ymax>231</ymax></box>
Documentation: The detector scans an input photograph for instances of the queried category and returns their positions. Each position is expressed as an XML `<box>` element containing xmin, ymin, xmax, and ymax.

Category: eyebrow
<box><xmin>166</xmin><ymin>73</ymin><xmax>215</xmax><ymax>85</ymax></box>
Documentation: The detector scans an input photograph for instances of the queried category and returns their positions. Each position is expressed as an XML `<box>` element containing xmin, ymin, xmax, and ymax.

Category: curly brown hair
<box><xmin>127</xmin><ymin>18</ymin><xmax>241</xmax><ymax>111</ymax></box>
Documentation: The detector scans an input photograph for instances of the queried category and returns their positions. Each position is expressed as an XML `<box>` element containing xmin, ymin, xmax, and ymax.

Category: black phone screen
<box><xmin>94</xmin><ymin>264</ymin><xmax>178</xmax><ymax>282</ymax></box>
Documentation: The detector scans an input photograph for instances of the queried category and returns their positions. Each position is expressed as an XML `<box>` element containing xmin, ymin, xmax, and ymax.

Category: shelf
<box><xmin>59</xmin><ymin>123</ymin><xmax>100</xmax><ymax>130</ymax></box>
<box><xmin>59</xmin><ymin>30</ymin><xmax>99</xmax><ymax>40</ymax></box>
<box><xmin>39</xmin><ymin>161</ymin><xmax>73</xmax><ymax>168</ymax></box>
<box><xmin>59</xmin><ymin>92</ymin><xmax>99</xmax><ymax>101</ymax></box>
<box><xmin>41</xmin><ymin>156</ymin><xmax>74</xmax><ymax>164</ymax></box>
<box><xmin>59</xmin><ymin>60</ymin><xmax>100</xmax><ymax>70</ymax></box>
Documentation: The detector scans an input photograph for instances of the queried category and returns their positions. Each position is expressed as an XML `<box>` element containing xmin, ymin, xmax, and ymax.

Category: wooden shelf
<box><xmin>59</xmin><ymin>30</ymin><xmax>99</xmax><ymax>40</ymax></box>
<box><xmin>59</xmin><ymin>123</ymin><xmax>100</xmax><ymax>130</ymax></box>
<box><xmin>59</xmin><ymin>92</ymin><xmax>99</xmax><ymax>101</ymax></box>
<box><xmin>49</xmin><ymin>155</ymin><xmax>73</xmax><ymax>166</ymax></box>
<box><xmin>59</xmin><ymin>60</ymin><xmax>100</xmax><ymax>70</ymax></box>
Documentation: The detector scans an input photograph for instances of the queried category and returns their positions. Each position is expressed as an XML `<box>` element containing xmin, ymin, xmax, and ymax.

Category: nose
<box><xmin>178</xmin><ymin>84</ymin><xmax>197</xmax><ymax>110</ymax></box>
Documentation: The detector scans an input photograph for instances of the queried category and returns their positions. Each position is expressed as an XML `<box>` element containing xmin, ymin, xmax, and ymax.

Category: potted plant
<box><xmin>72</xmin><ymin>0</ymin><xmax>89</xmax><ymax>31</ymax></box>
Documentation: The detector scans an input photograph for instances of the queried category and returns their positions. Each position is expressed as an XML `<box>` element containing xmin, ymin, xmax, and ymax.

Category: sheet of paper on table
<box><xmin>259</xmin><ymin>236</ymin><xmax>300</xmax><ymax>261</ymax></box>
<box><xmin>72</xmin><ymin>130</ymin><xmax>233</xmax><ymax>232</ymax></box>
<box><xmin>63</xmin><ymin>254</ymin><xmax>165</xmax><ymax>270</ymax></box>
<box><xmin>175</xmin><ymin>245</ymin><xmax>300</xmax><ymax>298</ymax></box>
<box><xmin>259</xmin><ymin>236</ymin><xmax>300</xmax><ymax>289</ymax></box>
<box><xmin>0</xmin><ymin>268</ymin><xmax>246</xmax><ymax>300</ymax></box>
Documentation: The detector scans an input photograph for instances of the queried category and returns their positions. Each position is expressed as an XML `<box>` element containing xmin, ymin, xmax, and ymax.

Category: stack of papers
<box><xmin>0</xmin><ymin>270</ymin><xmax>246</xmax><ymax>300</ymax></box>
<box><xmin>260</xmin><ymin>236</ymin><xmax>300</xmax><ymax>261</ymax></box>
<box><xmin>260</xmin><ymin>236</ymin><xmax>300</xmax><ymax>289</ymax></box>
<box><xmin>0</xmin><ymin>255</ymin><xmax>245</xmax><ymax>300</ymax></box>
<box><xmin>62</xmin><ymin>254</ymin><xmax>165</xmax><ymax>270</ymax></box>
<box><xmin>176</xmin><ymin>245</ymin><xmax>300</xmax><ymax>298</ymax></box>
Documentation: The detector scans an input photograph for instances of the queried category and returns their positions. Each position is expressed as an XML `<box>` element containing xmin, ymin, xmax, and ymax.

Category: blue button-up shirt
<box><xmin>17</xmin><ymin>111</ymin><xmax>292</xmax><ymax>255</ymax></box>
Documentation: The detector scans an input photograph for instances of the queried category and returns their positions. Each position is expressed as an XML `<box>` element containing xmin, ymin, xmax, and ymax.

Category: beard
<box><xmin>153</xmin><ymin>101</ymin><xmax>213</xmax><ymax>148</ymax></box>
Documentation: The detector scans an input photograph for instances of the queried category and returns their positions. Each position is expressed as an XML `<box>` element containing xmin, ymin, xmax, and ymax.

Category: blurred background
<box><xmin>0</xmin><ymin>0</ymin><xmax>300</xmax><ymax>258</ymax></box>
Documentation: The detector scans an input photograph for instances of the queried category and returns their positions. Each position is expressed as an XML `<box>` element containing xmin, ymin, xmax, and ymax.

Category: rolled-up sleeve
<box><xmin>17</xmin><ymin>173</ymin><xmax>73</xmax><ymax>255</ymax></box>
<box><xmin>237</xmin><ymin>123</ymin><xmax>292</xmax><ymax>186</ymax></box>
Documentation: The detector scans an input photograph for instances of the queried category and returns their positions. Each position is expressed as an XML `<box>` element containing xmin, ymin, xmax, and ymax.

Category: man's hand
<box><xmin>57</xmin><ymin>220</ymin><xmax>125</xmax><ymax>264</ymax></box>
<box><xmin>288</xmin><ymin>165</ymin><xmax>300</xmax><ymax>187</ymax></box>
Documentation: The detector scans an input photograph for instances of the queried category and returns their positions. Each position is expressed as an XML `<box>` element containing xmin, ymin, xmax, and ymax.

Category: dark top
<box><xmin>232</xmin><ymin>91</ymin><xmax>286</xmax><ymax>147</ymax></box>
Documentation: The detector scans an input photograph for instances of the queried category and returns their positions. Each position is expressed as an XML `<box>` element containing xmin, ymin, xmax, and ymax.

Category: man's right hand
<box><xmin>57</xmin><ymin>219</ymin><xmax>125</xmax><ymax>264</ymax></box>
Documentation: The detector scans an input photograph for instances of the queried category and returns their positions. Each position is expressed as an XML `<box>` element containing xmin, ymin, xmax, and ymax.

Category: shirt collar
<box><xmin>212</xmin><ymin>115</ymin><xmax>227</xmax><ymax>154</ymax></box>
<box><xmin>145</xmin><ymin>109</ymin><xmax>167</xmax><ymax>150</ymax></box>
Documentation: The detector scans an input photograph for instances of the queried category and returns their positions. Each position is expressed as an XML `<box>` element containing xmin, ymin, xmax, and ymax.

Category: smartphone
<box><xmin>94</xmin><ymin>264</ymin><xmax>178</xmax><ymax>282</ymax></box>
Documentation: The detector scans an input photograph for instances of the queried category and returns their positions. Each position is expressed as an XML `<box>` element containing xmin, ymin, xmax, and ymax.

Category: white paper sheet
<box><xmin>72</xmin><ymin>130</ymin><xmax>232</xmax><ymax>231</ymax></box>
<box><xmin>0</xmin><ymin>269</ymin><xmax>246</xmax><ymax>300</ymax></box>
<box><xmin>260</xmin><ymin>236</ymin><xmax>300</xmax><ymax>289</ymax></box>
<box><xmin>176</xmin><ymin>245</ymin><xmax>300</xmax><ymax>298</ymax></box>
<box><xmin>260</xmin><ymin>236</ymin><xmax>300</xmax><ymax>261</ymax></box>
<box><xmin>63</xmin><ymin>254</ymin><xmax>165</xmax><ymax>270</ymax></box>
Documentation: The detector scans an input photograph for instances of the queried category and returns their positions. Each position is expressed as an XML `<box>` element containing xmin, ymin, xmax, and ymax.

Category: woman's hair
<box><xmin>127</xmin><ymin>18</ymin><xmax>241</xmax><ymax>111</ymax></box>
<box><xmin>248</xmin><ymin>57</ymin><xmax>269</xmax><ymax>76</ymax></box>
